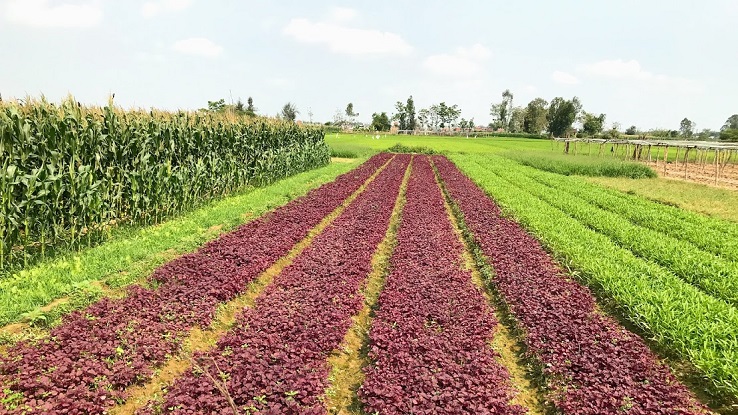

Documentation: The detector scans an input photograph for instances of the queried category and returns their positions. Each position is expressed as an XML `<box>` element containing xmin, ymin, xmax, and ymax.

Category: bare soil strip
<box><xmin>322</xmin><ymin>157</ymin><xmax>413</xmax><ymax>415</ymax></box>
<box><xmin>108</xmin><ymin>157</ymin><xmax>395</xmax><ymax>415</ymax></box>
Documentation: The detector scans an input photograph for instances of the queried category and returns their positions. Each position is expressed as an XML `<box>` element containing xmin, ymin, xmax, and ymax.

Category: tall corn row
<box><xmin>0</xmin><ymin>97</ymin><xmax>329</xmax><ymax>272</ymax></box>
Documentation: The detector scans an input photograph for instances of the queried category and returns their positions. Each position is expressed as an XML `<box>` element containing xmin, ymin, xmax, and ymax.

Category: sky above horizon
<box><xmin>1</xmin><ymin>0</ymin><xmax>736</xmax><ymax>131</ymax></box>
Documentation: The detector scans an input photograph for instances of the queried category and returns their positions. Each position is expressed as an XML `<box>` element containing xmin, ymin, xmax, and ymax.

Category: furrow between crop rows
<box><xmin>136</xmin><ymin>155</ymin><xmax>411</xmax><ymax>414</ymax></box>
<box><xmin>322</xmin><ymin>157</ymin><xmax>413</xmax><ymax>414</ymax></box>
<box><xmin>359</xmin><ymin>156</ymin><xmax>524</xmax><ymax>415</ymax></box>
<box><xmin>109</xmin><ymin>161</ymin><xmax>393</xmax><ymax>415</ymax></box>
<box><xmin>435</xmin><ymin>168</ymin><xmax>547</xmax><ymax>415</ymax></box>
<box><xmin>434</xmin><ymin>155</ymin><xmax>710</xmax><ymax>414</ymax></box>
<box><xmin>0</xmin><ymin>154</ymin><xmax>393</xmax><ymax>415</ymax></box>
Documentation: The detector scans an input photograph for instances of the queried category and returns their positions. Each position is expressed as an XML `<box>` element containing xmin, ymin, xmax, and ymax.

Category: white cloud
<box><xmin>423</xmin><ymin>43</ymin><xmax>491</xmax><ymax>78</ymax></box>
<box><xmin>142</xmin><ymin>0</ymin><xmax>192</xmax><ymax>18</ymax></box>
<box><xmin>172</xmin><ymin>37</ymin><xmax>223</xmax><ymax>57</ymax></box>
<box><xmin>283</xmin><ymin>18</ymin><xmax>412</xmax><ymax>56</ymax></box>
<box><xmin>330</xmin><ymin>7</ymin><xmax>358</xmax><ymax>22</ymax></box>
<box><xmin>579</xmin><ymin>59</ymin><xmax>702</xmax><ymax>93</ymax></box>
<box><xmin>5</xmin><ymin>0</ymin><xmax>103</xmax><ymax>28</ymax></box>
<box><xmin>551</xmin><ymin>71</ymin><xmax>580</xmax><ymax>85</ymax></box>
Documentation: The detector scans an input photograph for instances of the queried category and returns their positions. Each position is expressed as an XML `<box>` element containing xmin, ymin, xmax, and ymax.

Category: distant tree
<box><xmin>371</xmin><ymin>112</ymin><xmax>391</xmax><ymax>131</ymax></box>
<box><xmin>523</xmin><ymin>98</ymin><xmax>548</xmax><ymax>134</ymax></box>
<box><xmin>547</xmin><ymin>96</ymin><xmax>581</xmax><ymax>137</ymax></box>
<box><xmin>719</xmin><ymin>113</ymin><xmax>738</xmax><ymax>141</ymax></box>
<box><xmin>625</xmin><ymin>125</ymin><xmax>638</xmax><ymax>135</ymax></box>
<box><xmin>245</xmin><ymin>96</ymin><xmax>257</xmax><ymax>117</ymax></box>
<box><xmin>697</xmin><ymin>129</ymin><xmax>718</xmax><ymax>140</ymax></box>
<box><xmin>459</xmin><ymin>118</ymin><xmax>469</xmax><ymax>130</ymax></box>
<box><xmin>490</xmin><ymin>89</ymin><xmax>514</xmax><ymax>130</ymax></box>
<box><xmin>281</xmin><ymin>102</ymin><xmax>299</xmax><ymax>122</ymax></box>
<box><xmin>602</xmin><ymin>127</ymin><xmax>621</xmax><ymax>140</ymax></box>
<box><xmin>307</xmin><ymin>108</ymin><xmax>314</xmax><ymax>123</ymax></box>
<box><xmin>436</xmin><ymin>102</ymin><xmax>461</xmax><ymax>129</ymax></box>
<box><xmin>679</xmin><ymin>117</ymin><xmax>695</xmax><ymax>138</ymax></box>
<box><xmin>581</xmin><ymin>112</ymin><xmax>606</xmax><ymax>136</ymax></box>
<box><xmin>207</xmin><ymin>99</ymin><xmax>226</xmax><ymax>112</ymax></box>
<box><xmin>722</xmin><ymin>114</ymin><xmax>738</xmax><ymax>131</ymax></box>
<box><xmin>406</xmin><ymin>96</ymin><xmax>417</xmax><ymax>130</ymax></box>
<box><xmin>234</xmin><ymin>99</ymin><xmax>245</xmax><ymax>114</ymax></box>
<box><xmin>720</xmin><ymin>129</ymin><xmax>738</xmax><ymax>141</ymax></box>
<box><xmin>418</xmin><ymin>108</ymin><xmax>429</xmax><ymax>130</ymax></box>
<box><xmin>393</xmin><ymin>101</ymin><xmax>408</xmax><ymax>130</ymax></box>
<box><xmin>426</xmin><ymin>105</ymin><xmax>441</xmax><ymax>130</ymax></box>
<box><xmin>468</xmin><ymin>118</ymin><xmax>475</xmax><ymax>129</ymax></box>
<box><xmin>509</xmin><ymin>107</ymin><xmax>526</xmax><ymax>133</ymax></box>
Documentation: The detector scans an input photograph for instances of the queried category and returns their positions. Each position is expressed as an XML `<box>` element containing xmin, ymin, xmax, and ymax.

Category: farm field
<box><xmin>2</xmin><ymin>133</ymin><xmax>738</xmax><ymax>414</ymax></box>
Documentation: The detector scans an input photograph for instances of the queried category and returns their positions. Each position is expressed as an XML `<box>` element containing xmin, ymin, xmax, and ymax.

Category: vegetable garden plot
<box><xmin>450</xmin><ymin>154</ymin><xmax>738</xmax><ymax>405</ymax></box>
<box><xmin>434</xmin><ymin>156</ymin><xmax>709</xmax><ymax>415</ymax></box>
<box><xmin>138</xmin><ymin>155</ymin><xmax>410</xmax><ymax>414</ymax></box>
<box><xmin>360</xmin><ymin>156</ymin><xmax>524</xmax><ymax>415</ymax></box>
<box><xmin>485</xmin><ymin>161</ymin><xmax>738</xmax><ymax>307</ymax></box>
<box><xmin>0</xmin><ymin>154</ymin><xmax>392</xmax><ymax>415</ymax></box>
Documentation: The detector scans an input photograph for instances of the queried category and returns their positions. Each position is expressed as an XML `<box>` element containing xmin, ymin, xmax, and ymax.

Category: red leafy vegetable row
<box><xmin>137</xmin><ymin>155</ymin><xmax>411</xmax><ymax>414</ymax></box>
<box><xmin>0</xmin><ymin>154</ymin><xmax>393</xmax><ymax>415</ymax></box>
<box><xmin>432</xmin><ymin>155</ymin><xmax>706</xmax><ymax>414</ymax></box>
<box><xmin>360</xmin><ymin>156</ymin><xmax>524</xmax><ymax>415</ymax></box>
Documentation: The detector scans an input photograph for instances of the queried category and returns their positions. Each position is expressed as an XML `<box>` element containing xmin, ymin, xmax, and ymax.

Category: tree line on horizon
<box><xmin>201</xmin><ymin>94</ymin><xmax>738</xmax><ymax>141</ymax></box>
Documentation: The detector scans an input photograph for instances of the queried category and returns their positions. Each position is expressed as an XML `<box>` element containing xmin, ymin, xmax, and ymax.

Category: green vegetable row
<box><xmin>452</xmin><ymin>153</ymin><xmax>738</xmax><ymax>400</ymax></box>
<box><xmin>525</xmin><ymin>169</ymin><xmax>738</xmax><ymax>261</ymax></box>
<box><xmin>0</xmin><ymin>97</ymin><xmax>329</xmax><ymax>272</ymax></box>
<box><xmin>481</xmin><ymin>157</ymin><xmax>738</xmax><ymax>307</ymax></box>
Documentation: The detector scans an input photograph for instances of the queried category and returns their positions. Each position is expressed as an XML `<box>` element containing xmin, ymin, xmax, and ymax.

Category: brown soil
<box><xmin>646</xmin><ymin>160</ymin><xmax>738</xmax><ymax>190</ymax></box>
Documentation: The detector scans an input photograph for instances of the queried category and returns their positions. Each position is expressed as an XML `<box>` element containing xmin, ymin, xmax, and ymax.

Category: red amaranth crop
<box><xmin>432</xmin><ymin>155</ymin><xmax>708</xmax><ymax>415</ymax></box>
<box><xmin>359</xmin><ymin>156</ymin><xmax>524</xmax><ymax>415</ymax></box>
<box><xmin>137</xmin><ymin>155</ymin><xmax>411</xmax><ymax>414</ymax></box>
<box><xmin>0</xmin><ymin>154</ymin><xmax>392</xmax><ymax>415</ymax></box>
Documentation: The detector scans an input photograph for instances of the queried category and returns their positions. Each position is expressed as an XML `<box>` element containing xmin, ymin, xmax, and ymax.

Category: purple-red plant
<box><xmin>136</xmin><ymin>155</ymin><xmax>411</xmax><ymax>414</ymax></box>
<box><xmin>433</xmin><ymin>155</ymin><xmax>707</xmax><ymax>415</ymax></box>
<box><xmin>0</xmin><ymin>154</ymin><xmax>393</xmax><ymax>415</ymax></box>
<box><xmin>360</xmin><ymin>156</ymin><xmax>524</xmax><ymax>415</ymax></box>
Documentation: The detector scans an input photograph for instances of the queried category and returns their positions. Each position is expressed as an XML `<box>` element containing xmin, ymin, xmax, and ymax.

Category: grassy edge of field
<box><xmin>585</xmin><ymin>176</ymin><xmax>738</xmax><ymax>223</ymax></box>
<box><xmin>0</xmin><ymin>159</ymin><xmax>362</xmax><ymax>335</ymax></box>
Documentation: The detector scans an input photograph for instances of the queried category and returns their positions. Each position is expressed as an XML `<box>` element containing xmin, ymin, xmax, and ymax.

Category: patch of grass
<box><xmin>330</xmin><ymin>148</ymin><xmax>360</xmax><ymax>158</ymax></box>
<box><xmin>587</xmin><ymin>176</ymin><xmax>738</xmax><ymax>223</ymax></box>
<box><xmin>0</xmin><ymin>160</ymin><xmax>361</xmax><ymax>327</ymax></box>
<box><xmin>506</xmin><ymin>151</ymin><xmax>657</xmax><ymax>178</ymax></box>
<box><xmin>386</xmin><ymin>143</ymin><xmax>438</xmax><ymax>154</ymax></box>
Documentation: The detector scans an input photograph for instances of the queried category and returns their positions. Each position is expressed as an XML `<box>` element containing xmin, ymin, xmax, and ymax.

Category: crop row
<box><xmin>482</xmin><ymin>158</ymin><xmax>738</xmax><ymax>307</ymax></box>
<box><xmin>360</xmin><ymin>156</ymin><xmax>524</xmax><ymax>415</ymax></box>
<box><xmin>138</xmin><ymin>155</ymin><xmax>411</xmax><ymax>414</ymax></box>
<box><xmin>0</xmin><ymin>98</ymin><xmax>330</xmax><ymax>272</ymax></box>
<box><xmin>522</xmin><ymin>164</ymin><xmax>738</xmax><ymax>262</ymax></box>
<box><xmin>0</xmin><ymin>160</ymin><xmax>361</xmax><ymax>327</ymax></box>
<box><xmin>434</xmin><ymin>156</ymin><xmax>709</xmax><ymax>414</ymax></box>
<box><xmin>0</xmin><ymin>154</ymin><xmax>392</xmax><ymax>415</ymax></box>
<box><xmin>448</xmin><ymin>154</ymin><xmax>738</xmax><ymax>401</ymax></box>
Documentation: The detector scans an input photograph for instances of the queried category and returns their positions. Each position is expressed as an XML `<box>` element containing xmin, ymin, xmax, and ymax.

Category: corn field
<box><xmin>0</xmin><ymin>97</ymin><xmax>330</xmax><ymax>272</ymax></box>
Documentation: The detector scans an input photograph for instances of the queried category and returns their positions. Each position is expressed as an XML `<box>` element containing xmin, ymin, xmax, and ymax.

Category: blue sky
<box><xmin>1</xmin><ymin>0</ymin><xmax>736</xmax><ymax>130</ymax></box>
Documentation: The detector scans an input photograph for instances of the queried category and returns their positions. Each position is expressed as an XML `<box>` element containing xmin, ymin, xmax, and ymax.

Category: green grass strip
<box><xmin>0</xmin><ymin>160</ymin><xmax>361</xmax><ymax>327</ymax></box>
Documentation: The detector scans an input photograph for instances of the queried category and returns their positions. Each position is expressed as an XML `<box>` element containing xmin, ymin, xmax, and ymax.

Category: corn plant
<box><xmin>0</xmin><ymin>97</ymin><xmax>329</xmax><ymax>272</ymax></box>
